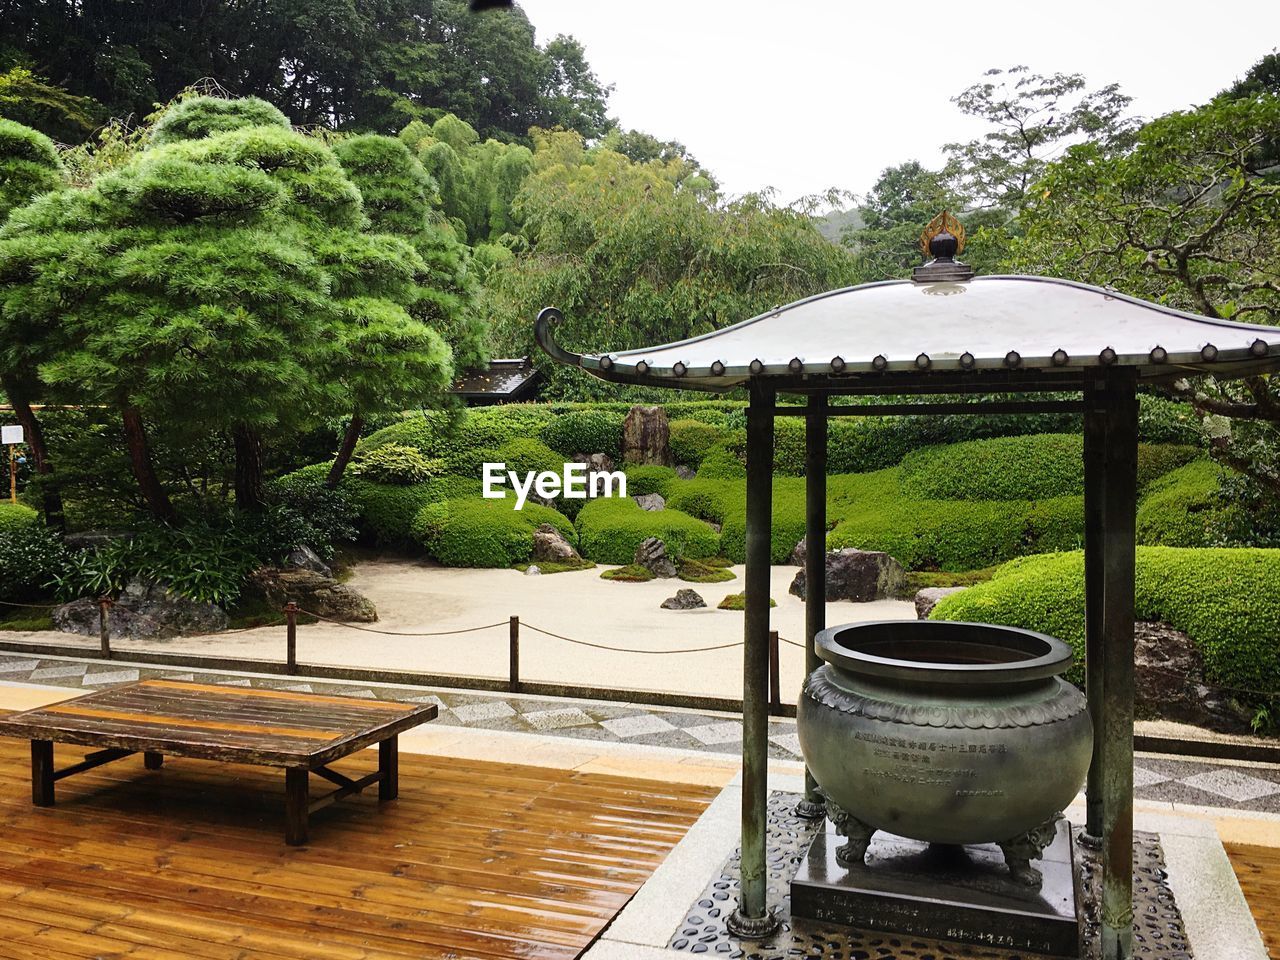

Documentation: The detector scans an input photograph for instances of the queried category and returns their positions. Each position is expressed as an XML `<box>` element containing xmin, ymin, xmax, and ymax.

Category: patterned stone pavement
<box><xmin>1</xmin><ymin>652</ymin><xmax>1278</xmax><ymax>814</ymax></box>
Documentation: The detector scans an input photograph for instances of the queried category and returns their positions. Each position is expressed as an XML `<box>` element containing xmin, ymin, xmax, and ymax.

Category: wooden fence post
<box><xmin>97</xmin><ymin>596</ymin><xmax>113</xmax><ymax>658</ymax></box>
<box><xmin>509</xmin><ymin>615</ymin><xmax>520</xmax><ymax>693</ymax></box>
<box><xmin>285</xmin><ymin>602</ymin><xmax>298</xmax><ymax>675</ymax></box>
<box><xmin>768</xmin><ymin>630</ymin><xmax>780</xmax><ymax>715</ymax></box>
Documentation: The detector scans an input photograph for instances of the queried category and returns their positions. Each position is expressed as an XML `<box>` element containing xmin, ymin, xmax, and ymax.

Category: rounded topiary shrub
<box><xmin>930</xmin><ymin>547</ymin><xmax>1280</xmax><ymax>697</ymax></box>
<box><xmin>344</xmin><ymin>479</ymin><xmax>437</xmax><ymax>546</ymax></box>
<box><xmin>624</xmin><ymin>465</ymin><xmax>679</xmax><ymax>498</ymax></box>
<box><xmin>668</xmin><ymin>418</ymin><xmax>727</xmax><ymax>467</ymax></box>
<box><xmin>899</xmin><ymin>434</ymin><xmax>1086</xmax><ymax>501</ymax></box>
<box><xmin>575</xmin><ymin>497</ymin><xmax>718</xmax><ymax>564</ymax></box>
<box><xmin>0</xmin><ymin>502</ymin><xmax>39</xmax><ymax>534</ymax></box>
<box><xmin>412</xmin><ymin>496</ymin><xmax>574</xmax><ymax>568</ymax></box>
<box><xmin>698</xmin><ymin>443</ymin><xmax>746</xmax><ymax>479</ymax></box>
<box><xmin>540</xmin><ymin>409</ymin><xmax>624</xmax><ymax>458</ymax></box>
<box><xmin>1136</xmin><ymin>460</ymin><xmax>1223</xmax><ymax>547</ymax></box>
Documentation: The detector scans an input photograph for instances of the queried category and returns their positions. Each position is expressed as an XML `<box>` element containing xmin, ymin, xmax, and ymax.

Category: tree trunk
<box><xmin>1</xmin><ymin>374</ymin><xmax>65</xmax><ymax>531</ymax></box>
<box><xmin>325</xmin><ymin>413</ymin><xmax>364</xmax><ymax>488</ymax></box>
<box><xmin>233</xmin><ymin>423</ymin><xmax>266</xmax><ymax>512</ymax></box>
<box><xmin>119</xmin><ymin>401</ymin><xmax>177</xmax><ymax>525</ymax></box>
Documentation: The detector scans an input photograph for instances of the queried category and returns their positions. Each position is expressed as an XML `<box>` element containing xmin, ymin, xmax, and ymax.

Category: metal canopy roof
<box><xmin>536</xmin><ymin>275</ymin><xmax>1280</xmax><ymax>394</ymax></box>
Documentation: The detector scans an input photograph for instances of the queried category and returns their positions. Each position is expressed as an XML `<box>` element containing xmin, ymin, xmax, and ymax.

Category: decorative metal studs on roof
<box><xmin>788</xmin><ymin>357</ymin><xmax>804</xmax><ymax>373</ymax></box>
<box><xmin>672</xmin><ymin>361</ymin><xmax>687</xmax><ymax>377</ymax></box>
<box><xmin>959</xmin><ymin>352</ymin><xmax>976</xmax><ymax>370</ymax></box>
<box><xmin>1052</xmin><ymin>349</ymin><xmax>1069</xmax><ymax>367</ymax></box>
<box><xmin>1004</xmin><ymin>351</ymin><xmax>1022</xmax><ymax>369</ymax></box>
<box><xmin>1150</xmin><ymin>346</ymin><xmax>1168</xmax><ymax>364</ymax></box>
<box><xmin>749</xmin><ymin>359</ymin><xmax>764</xmax><ymax>374</ymax></box>
<box><xmin>1251</xmin><ymin>339</ymin><xmax>1270</xmax><ymax>357</ymax></box>
<box><xmin>599</xmin><ymin>355</ymin><xmax>614</xmax><ymax>370</ymax></box>
<box><xmin>635</xmin><ymin>360</ymin><xmax>650</xmax><ymax>375</ymax></box>
<box><xmin>1201</xmin><ymin>344</ymin><xmax>1219</xmax><ymax>362</ymax></box>
<box><xmin>915</xmin><ymin>353</ymin><xmax>931</xmax><ymax>369</ymax></box>
<box><xmin>1100</xmin><ymin>347</ymin><xmax>1118</xmax><ymax>365</ymax></box>
<box><xmin>872</xmin><ymin>355</ymin><xmax>889</xmax><ymax>371</ymax></box>
<box><xmin>831</xmin><ymin>356</ymin><xmax>846</xmax><ymax>373</ymax></box>
<box><xmin>710</xmin><ymin>360</ymin><xmax>725</xmax><ymax>376</ymax></box>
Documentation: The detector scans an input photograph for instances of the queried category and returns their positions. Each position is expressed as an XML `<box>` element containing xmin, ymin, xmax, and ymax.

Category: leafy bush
<box><xmin>698</xmin><ymin>443</ymin><xmax>746</xmax><ymax>479</ymax></box>
<box><xmin>930</xmin><ymin>547</ymin><xmax>1280</xmax><ymax>696</ymax></box>
<box><xmin>899</xmin><ymin>434</ymin><xmax>1085</xmax><ymax>501</ymax></box>
<box><xmin>624</xmin><ymin>465</ymin><xmax>678</xmax><ymax>498</ymax></box>
<box><xmin>1136</xmin><ymin>460</ymin><xmax>1223</xmax><ymax>547</ymax></box>
<box><xmin>668</xmin><ymin>418</ymin><xmax>727</xmax><ymax>467</ymax></box>
<box><xmin>1137</xmin><ymin>445</ymin><xmax>1202</xmax><ymax>490</ymax></box>
<box><xmin>344</xmin><ymin>479</ymin><xmax>437</xmax><ymax>546</ymax></box>
<box><xmin>0</xmin><ymin>524</ymin><xmax>68</xmax><ymax>601</ymax></box>
<box><xmin>575</xmin><ymin>497</ymin><xmax>718</xmax><ymax>564</ymax></box>
<box><xmin>0</xmin><ymin>502</ymin><xmax>38</xmax><ymax>533</ymax></box>
<box><xmin>717</xmin><ymin>479</ymin><xmax>808</xmax><ymax>564</ymax></box>
<box><xmin>679</xmin><ymin>557</ymin><xmax>735</xmax><ymax>583</ymax></box>
<box><xmin>351</xmin><ymin>443</ymin><xmax>441</xmax><ymax>485</ymax></box>
<box><xmin>666</xmin><ymin>478</ymin><xmax>741</xmax><ymax>524</ymax></box>
<box><xmin>540</xmin><ymin>409</ymin><xmax>624</xmax><ymax>458</ymax></box>
<box><xmin>411</xmin><ymin>496</ymin><xmax>575</xmax><ymax>567</ymax></box>
<box><xmin>1138</xmin><ymin>395</ymin><xmax>1202</xmax><ymax>446</ymax></box>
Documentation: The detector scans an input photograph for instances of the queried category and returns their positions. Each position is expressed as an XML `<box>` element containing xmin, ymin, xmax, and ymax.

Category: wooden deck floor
<box><xmin>0</xmin><ymin>736</ymin><xmax>718</xmax><ymax>960</ymax></box>
<box><xmin>1226</xmin><ymin>842</ymin><xmax>1280</xmax><ymax>959</ymax></box>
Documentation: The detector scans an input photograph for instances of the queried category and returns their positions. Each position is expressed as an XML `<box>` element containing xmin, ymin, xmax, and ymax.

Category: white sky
<box><xmin>518</xmin><ymin>0</ymin><xmax>1279</xmax><ymax>206</ymax></box>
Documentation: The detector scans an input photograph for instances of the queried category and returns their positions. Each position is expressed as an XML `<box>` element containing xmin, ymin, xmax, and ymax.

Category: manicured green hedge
<box><xmin>344</xmin><ymin>479</ymin><xmax>437</xmax><ymax>547</ymax></box>
<box><xmin>411</xmin><ymin>496</ymin><xmax>575</xmax><ymax>568</ymax></box>
<box><xmin>1136</xmin><ymin>460</ymin><xmax>1223</xmax><ymax>548</ymax></box>
<box><xmin>540</xmin><ymin>409</ymin><xmax>624</xmax><ymax>458</ymax></box>
<box><xmin>668</xmin><ymin>418</ymin><xmax>727</xmax><ymax>467</ymax></box>
<box><xmin>0</xmin><ymin>502</ymin><xmax>38</xmax><ymax>533</ymax></box>
<box><xmin>930</xmin><ymin>547</ymin><xmax>1280</xmax><ymax>695</ymax></box>
<box><xmin>575</xmin><ymin>497</ymin><xmax>718</xmax><ymax>564</ymax></box>
<box><xmin>697</xmin><ymin>443</ymin><xmax>746</xmax><ymax>479</ymax></box>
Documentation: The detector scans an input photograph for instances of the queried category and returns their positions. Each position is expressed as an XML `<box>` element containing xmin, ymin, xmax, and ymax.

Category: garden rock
<box><xmin>53</xmin><ymin>579</ymin><xmax>228</xmax><ymax>640</ymax></box>
<box><xmin>622</xmin><ymin>405</ymin><xmax>672</xmax><ymax>466</ymax></box>
<box><xmin>661</xmin><ymin>588</ymin><xmax>706</xmax><ymax>610</ymax></box>
<box><xmin>1134</xmin><ymin>621</ymin><xmax>1252</xmax><ymax>733</ymax></box>
<box><xmin>915</xmin><ymin>586</ymin><xmax>966</xmax><ymax>619</ymax></box>
<box><xmin>789</xmin><ymin>538</ymin><xmax>806</xmax><ymax>566</ymax></box>
<box><xmin>286</xmin><ymin>544</ymin><xmax>332</xmax><ymax>579</ymax></box>
<box><xmin>245</xmin><ymin>568</ymin><xmax>377</xmax><ymax>622</ymax></box>
<box><xmin>525</xmin><ymin>565</ymin><xmax>542</xmax><ymax>576</ymax></box>
<box><xmin>63</xmin><ymin>529</ymin><xmax>132</xmax><ymax>551</ymax></box>
<box><xmin>675</xmin><ymin>465</ymin><xmax>697</xmax><ymax>480</ymax></box>
<box><xmin>532</xmin><ymin>523</ymin><xmax>581</xmax><ymax>563</ymax></box>
<box><xmin>573</xmin><ymin>452</ymin><xmax>616</xmax><ymax>475</ymax></box>
<box><xmin>633</xmin><ymin>493</ymin><xmax>666</xmax><ymax>512</ymax></box>
<box><xmin>634</xmin><ymin>536</ymin><xmax>678</xmax><ymax>578</ymax></box>
<box><xmin>788</xmin><ymin>549</ymin><xmax>907</xmax><ymax>603</ymax></box>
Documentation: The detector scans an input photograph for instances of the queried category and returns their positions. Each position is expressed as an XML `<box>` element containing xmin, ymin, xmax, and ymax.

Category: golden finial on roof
<box><xmin>919</xmin><ymin>210</ymin><xmax>966</xmax><ymax>258</ymax></box>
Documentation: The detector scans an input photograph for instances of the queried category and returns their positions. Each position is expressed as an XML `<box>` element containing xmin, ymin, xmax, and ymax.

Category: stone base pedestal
<box><xmin>791</xmin><ymin>818</ymin><xmax>1080</xmax><ymax>957</ymax></box>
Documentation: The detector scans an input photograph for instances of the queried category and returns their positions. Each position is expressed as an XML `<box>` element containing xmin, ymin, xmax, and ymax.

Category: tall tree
<box><xmin>0</xmin><ymin>118</ymin><xmax>67</xmax><ymax>528</ymax></box>
<box><xmin>841</xmin><ymin>161</ymin><xmax>961</xmax><ymax>280</ymax></box>
<box><xmin>1013</xmin><ymin>94</ymin><xmax>1280</xmax><ymax>499</ymax></box>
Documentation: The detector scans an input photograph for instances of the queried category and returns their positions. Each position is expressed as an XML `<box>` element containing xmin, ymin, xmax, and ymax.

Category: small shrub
<box><xmin>351</xmin><ymin>443</ymin><xmax>441</xmax><ymax>484</ymax></box>
<box><xmin>345</xmin><ymin>479</ymin><xmax>437</xmax><ymax>546</ymax></box>
<box><xmin>1139</xmin><ymin>395</ymin><xmax>1202</xmax><ymax>445</ymax></box>
<box><xmin>668</xmin><ymin>418</ymin><xmax>727</xmax><ymax>467</ymax></box>
<box><xmin>0</xmin><ymin>502</ymin><xmax>38</xmax><ymax>533</ymax></box>
<box><xmin>666</xmin><ymin>478</ymin><xmax>741</xmax><ymax>524</ymax></box>
<box><xmin>575</xmin><ymin>497</ymin><xmax>719</xmax><ymax>564</ymax></box>
<box><xmin>718</xmin><ymin>592</ymin><xmax>776</xmax><ymax>610</ymax></box>
<box><xmin>412</xmin><ymin>496</ymin><xmax>574</xmax><ymax>567</ymax></box>
<box><xmin>540</xmin><ymin>409</ymin><xmax>624</xmax><ymax>458</ymax></box>
<box><xmin>1026</xmin><ymin>496</ymin><xmax>1085</xmax><ymax>553</ymax></box>
<box><xmin>600</xmin><ymin>563</ymin><xmax>654</xmax><ymax>582</ymax></box>
<box><xmin>698</xmin><ymin>443</ymin><xmax>746</xmax><ymax>479</ymax></box>
<box><xmin>899</xmin><ymin>434</ymin><xmax>1085</xmax><ymax>501</ymax></box>
<box><xmin>0</xmin><ymin>524</ymin><xmax>69</xmax><ymax>601</ymax></box>
<box><xmin>624</xmin><ymin>465</ymin><xmax>678</xmax><ymax>498</ymax></box>
<box><xmin>267</xmin><ymin>466</ymin><xmax>360</xmax><ymax>560</ymax></box>
<box><xmin>679</xmin><ymin>558</ymin><xmax>735</xmax><ymax>583</ymax></box>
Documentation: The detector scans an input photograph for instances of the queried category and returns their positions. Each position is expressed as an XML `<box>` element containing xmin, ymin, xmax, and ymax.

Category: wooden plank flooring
<box><xmin>1226</xmin><ymin>842</ymin><xmax>1280</xmax><ymax>959</ymax></box>
<box><xmin>0</xmin><ymin>734</ymin><xmax>718</xmax><ymax>959</ymax></box>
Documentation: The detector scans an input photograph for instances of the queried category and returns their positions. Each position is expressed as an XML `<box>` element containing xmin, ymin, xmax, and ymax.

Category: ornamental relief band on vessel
<box><xmin>802</xmin><ymin>670</ymin><xmax>1086</xmax><ymax>729</ymax></box>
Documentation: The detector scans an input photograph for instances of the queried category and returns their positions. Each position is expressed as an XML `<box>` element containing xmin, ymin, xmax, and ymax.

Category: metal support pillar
<box><xmin>1083</xmin><ymin>367</ymin><xmax>1139</xmax><ymax>960</ymax></box>
<box><xmin>727</xmin><ymin>381</ymin><xmax>781</xmax><ymax>940</ymax></box>
<box><xmin>796</xmin><ymin>394</ymin><xmax>827</xmax><ymax>820</ymax></box>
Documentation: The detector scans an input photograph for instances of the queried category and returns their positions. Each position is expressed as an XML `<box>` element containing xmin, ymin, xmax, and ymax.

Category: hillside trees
<box><xmin>0</xmin><ymin>96</ymin><xmax>461</xmax><ymax>520</ymax></box>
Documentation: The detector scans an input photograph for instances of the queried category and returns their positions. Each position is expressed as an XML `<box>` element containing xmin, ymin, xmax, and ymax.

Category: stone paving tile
<box><xmin>0</xmin><ymin>660</ymin><xmax>39</xmax><ymax>673</ymax></box>
<box><xmin>81</xmin><ymin>669</ymin><xmax>141</xmax><ymax>686</ymax></box>
<box><xmin>522</xmin><ymin>707</ymin><xmax>596</xmax><ymax>731</ymax></box>
<box><xmin>1133</xmin><ymin>766</ymin><xmax>1175</xmax><ymax>788</ymax></box>
<box><xmin>451</xmin><ymin>700</ymin><xmax>517</xmax><ymax>724</ymax></box>
<box><xmin>161</xmin><ymin>673</ymin><xmax>196</xmax><ymax>681</ymax></box>
<box><xmin>279</xmin><ymin>683</ymin><xmax>315</xmax><ymax>693</ymax></box>
<box><xmin>600</xmin><ymin>714</ymin><xmax>677</xmax><ymax>738</ymax></box>
<box><xmin>769</xmin><ymin>732</ymin><xmax>803</xmax><ymax>757</ymax></box>
<box><xmin>29</xmin><ymin>664</ymin><xmax>88</xmax><ymax>680</ymax></box>
<box><xmin>1177</xmin><ymin>768</ymin><xmax>1280</xmax><ymax>803</ymax></box>
<box><xmin>683</xmin><ymin>722</ymin><xmax>742</xmax><ymax>746</ymax></box>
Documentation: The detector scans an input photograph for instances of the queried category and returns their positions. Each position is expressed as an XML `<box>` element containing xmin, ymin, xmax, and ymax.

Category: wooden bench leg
<box><xmin>379</xmin><ymin>735</ymin><xmax>398</xmax><ymax>802</ymax></box>
<box><xmin>144</xmin><ymin>752</ymin><xmax>164</xmax><ymax>770</ymax></box>
<box><xmin>285</xmin><ymin>768</ymin><xmax>309</xmax><ymax>845</ymax></box>
<box><xmin>31</xmin><ymin>740</ymin><xmax>53</xmax><ymax>807</ymax></box>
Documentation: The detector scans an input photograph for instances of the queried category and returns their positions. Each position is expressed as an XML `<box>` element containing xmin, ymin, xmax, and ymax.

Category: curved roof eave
<box><xmin>535</xmin><ymin>275</ymin><xmax>1280</xmax><ymax>393</ymax></box>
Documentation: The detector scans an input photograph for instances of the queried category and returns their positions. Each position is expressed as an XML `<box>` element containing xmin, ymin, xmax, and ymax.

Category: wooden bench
<box><xmin>0</xmin><ymin>678</ymin><xmax>437</xmax><ymax>844</ymax></box>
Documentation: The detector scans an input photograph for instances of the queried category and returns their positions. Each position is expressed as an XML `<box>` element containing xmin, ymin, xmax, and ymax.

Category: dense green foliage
<box><xmin>668</xmin><ymin>419</ymin><xmax>726</xmax><ymax>468</ymax></box>
<box><xmin>0</xmin><ymin>522</ymin><xmax>68</xmax><ymax>601</ymax></box>
<box><xmin>623</xmin><ymin>466</ymin><xmax>679</xmax><ymax>499</ymax></box>
<box><xmin>0</xmin><ymin>118</ymin><xmax>63</xmax><ymax>220</ymax></box>
<box><xmin>575</xmin><ymin>497</ymin><xmax>718</xmax><ymax>565</ymax></box>
<box><xmin>0</xmin><ymin>501</ymin><xmax>37</xmax><ymax>532</ymax></box>
<box><xmin>931</xmin><ymin>548</ymin><xmax>1280</xmax><ymax>697</ymax></box>
<box><xmin>1135</xmin><ymin>461</ymin><xmax>1225</xmax><ymax>548</ymax></box>
<box><xmin>351</xmin><ymin>444</ymin><xmax>442</xmax><ymax>485</ymax></box>
<box><xmin>539</xmin><ymin>410</ymin><xmax>624</xmax><ymax>459</ymax></box>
